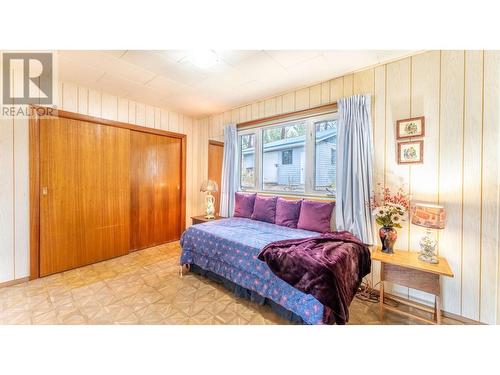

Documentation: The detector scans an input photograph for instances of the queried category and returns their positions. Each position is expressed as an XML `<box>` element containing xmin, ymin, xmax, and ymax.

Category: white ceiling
<box><xmin>57</xmin><ymin>50</ymin><xmax>415</xmax><ymax>118</ymax></box>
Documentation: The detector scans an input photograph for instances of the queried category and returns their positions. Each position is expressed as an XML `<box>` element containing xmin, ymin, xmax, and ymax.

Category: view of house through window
<box><xmin>238</xmin><ymin>112</ymin><xmax>337</xmax><ymax>196</ymax></box>
<box><xmin>314</xmin><ymin>119</ymin><xmax>337</xmax><ymax>192</ymax></box>
<box><xmin>262</xmin><ymin>121</ymin><xmax>306</xmax><ymax>192</ymax></box>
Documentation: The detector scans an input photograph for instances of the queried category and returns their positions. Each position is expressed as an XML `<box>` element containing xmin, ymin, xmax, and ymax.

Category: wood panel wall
<box><xmin>0</xmin><ymin>79</ymin><xmax>201</xmax><ymax>284</ymax></box>
<box><xmin>201</xmin><ymin>51</ymin><xmax>500</xmax><ymax>324</ymax></box>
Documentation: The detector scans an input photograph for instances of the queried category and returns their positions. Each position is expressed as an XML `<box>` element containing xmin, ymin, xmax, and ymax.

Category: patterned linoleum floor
<box><xmin>0</xmin><ymin>242</ymin><xmax>462</xmax><ymax>325</ymax></box>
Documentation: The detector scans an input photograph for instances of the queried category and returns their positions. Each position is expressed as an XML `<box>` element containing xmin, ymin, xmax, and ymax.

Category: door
<box><xmin>130</xmin><ymin>132</ymin><xmax>157</xmax><ymax>250</ymax></box>
<box><xmin>39</xmin><ymin>117</ymin><xmax>130</xmax><ymax>276</ymax></box>
<box><xmin>208</xmin><ymin>141</ymin><xmax>224</xmax><ymax>215</ymax></box>
<box><xmin>130</xmin><ymin>131</ymin><xmax>182</xmax><ymax>250</ymax></box>
<box><xmin>156</xmin><ymin>136</ymin><xmax>182</xmax><ymax>243</ymax></box>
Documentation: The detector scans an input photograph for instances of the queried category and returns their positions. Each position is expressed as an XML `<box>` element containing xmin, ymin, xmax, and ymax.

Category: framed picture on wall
<box><xmin>396</xmin><ymin>116</ymin><xmax>425</xmax><ymax>139</ymax></box>
<box><xmin>397</xmin><ymin>140</ymin><xmax>424</xmax><ymax>164</ymax></box>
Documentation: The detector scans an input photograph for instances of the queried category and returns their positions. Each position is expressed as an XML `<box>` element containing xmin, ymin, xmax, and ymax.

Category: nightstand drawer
<box><xmin>383</xmin><ymin>263</ymin><xmax>440</xmax><ymax>295</ymax></box>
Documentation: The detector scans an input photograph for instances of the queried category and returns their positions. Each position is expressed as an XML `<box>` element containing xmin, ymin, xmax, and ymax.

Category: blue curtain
<box><xmin>220</xmin><ymin>124</ymin><xmax>238</xmax><ymax>217</ymax></box>
<box><xmin>336</xmin><ymin>95</ymin><xmax>374</xmax><ymax>244</ymax></box>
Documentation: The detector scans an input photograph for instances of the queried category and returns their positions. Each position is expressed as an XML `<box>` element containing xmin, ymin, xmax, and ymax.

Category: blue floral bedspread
<box><xmin>180</xmin><ymin>217</ymin><xmax>325</xmax><ymax>324</ymax></box>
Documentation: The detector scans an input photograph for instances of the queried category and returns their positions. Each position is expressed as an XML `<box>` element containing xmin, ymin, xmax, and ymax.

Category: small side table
<box><xmin>371</xmin><ymin>247</ymin><xmax>454</xmax><ymax>324</ymax></box>
<box><xmin>191</xmin><ymin>215</ymin><xmax>223</xmax><ymax>225</ymax></box>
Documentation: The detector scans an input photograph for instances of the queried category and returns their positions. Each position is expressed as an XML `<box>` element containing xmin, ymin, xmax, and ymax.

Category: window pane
<box><xmin>240</xmin><ymin>134</ymin><xmax>255</xmax><ymax>188</ymax></box>
<box><xmin>262</xmin><ymin>121</ymin><xmax>306</xmax><ymax>192</ymax></box>
<box><xmin>314</xmin><ymin>119</ymin><xmax>337</xmax><ymax>193</ymax></box>
<box><xmin>282</xmin><ymin>150</ymin><xmax>293</xmax><ymax>165</ymax></box>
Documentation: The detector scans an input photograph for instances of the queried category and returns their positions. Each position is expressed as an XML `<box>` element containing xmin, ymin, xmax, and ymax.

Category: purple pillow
<box><xmin>297</xmin><ymin>200</ymin><xmax>334</xmax><ymax>233</ymax></box>
<box><xmin>275</xmin><ymin>198</ymin><xmax>302</xmax><ymax>228</ymax></box>
<box><xmin>251</xmin><ymin>195</ymin><xmax>278</xmax><ymax>223</ymax></box>
<box><xmin>233</xmin><ymin>192</ymin><xmax>257</xmax><ymax>218</ymax></box>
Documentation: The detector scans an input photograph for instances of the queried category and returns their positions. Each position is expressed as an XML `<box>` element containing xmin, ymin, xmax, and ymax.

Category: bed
<box><xmin>180</xmin><ymin>217</ymin><xmax>325</xmax><ymax>324</ymax></box>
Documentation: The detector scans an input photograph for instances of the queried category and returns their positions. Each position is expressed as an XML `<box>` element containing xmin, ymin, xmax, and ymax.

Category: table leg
<box><xmin>435</xmin><ymin>295</ymin><xmax>441</xmax><ymax>324</ymax></box>
<box><xmin>379</xmin><ymin>281</ymin><xmax>385</xmax><ymax>320</ymax></box>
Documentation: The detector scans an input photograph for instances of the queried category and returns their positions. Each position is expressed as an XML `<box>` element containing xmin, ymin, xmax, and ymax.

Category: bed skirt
<box><xmin>189</xmin><ymin>264</ymin><xmax>305</xmax><ymax>324</ymax></box>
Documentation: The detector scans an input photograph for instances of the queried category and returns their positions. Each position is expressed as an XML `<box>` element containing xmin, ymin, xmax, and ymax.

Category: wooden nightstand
<box><xmin>371</xmin><ymin>247</ymin><xmax>454</xmax><ymax>324</ymax></box>
<box><xmin>191</xmin><ymin>215</ymin><xmax>223</xmax><ymax>225</ymax></box>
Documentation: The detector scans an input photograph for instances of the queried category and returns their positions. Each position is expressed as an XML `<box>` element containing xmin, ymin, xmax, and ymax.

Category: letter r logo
<box><xmin>2</xmin><ymin>53</ymin><xmax>53</xmax><ymax>104</ymax></box>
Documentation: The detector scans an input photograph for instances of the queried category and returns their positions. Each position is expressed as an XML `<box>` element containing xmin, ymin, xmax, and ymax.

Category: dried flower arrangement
<box><xmin>369</xmin><ymin>183</ymin><xmax>410</xmax><ymax>228</ymax></box>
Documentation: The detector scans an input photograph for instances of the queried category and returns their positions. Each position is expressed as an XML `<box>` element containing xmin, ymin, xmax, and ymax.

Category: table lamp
<box><xmin>200</xmin><ymin>180</ymin><xmax>218</xmax><ymax>219</ymax></box>
<box><xmin>411</xmin><ymin>202</ymin><xmax>446</xmax><ymax>264</ymax></box>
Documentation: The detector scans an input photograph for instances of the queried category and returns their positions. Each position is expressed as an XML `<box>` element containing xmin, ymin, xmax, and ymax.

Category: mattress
<box><xmin>180</xmin><ymin>217</ymin><xmax>325</xmax><ymax>324</ymax></box>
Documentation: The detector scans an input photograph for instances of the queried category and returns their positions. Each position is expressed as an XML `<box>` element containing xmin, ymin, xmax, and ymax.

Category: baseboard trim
<box><xmin>0</xmin><ymin>277</ymin><xmax>29</xmax><ymax>289</ymax></box>
<box><xmin>441</xmin><ymin>310</ymin><xmax>484</xmax><ymax>325</ymax></box>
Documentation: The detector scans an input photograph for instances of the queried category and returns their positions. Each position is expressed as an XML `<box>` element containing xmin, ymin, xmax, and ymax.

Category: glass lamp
<box><xmin>411</xmin><ymin>203</ymin><xmax>446</xmax><ymax>264</ymax></box>
<box><xmin>200</xmin><ymin>180</ymin><xmax>218</xmax><ymax>219</ymax></box>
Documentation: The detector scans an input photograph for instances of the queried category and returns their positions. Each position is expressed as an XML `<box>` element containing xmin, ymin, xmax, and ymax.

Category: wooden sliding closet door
<box><xmin>130</xmin><ymin>132</ymin><xmax>157</xmax><ymax>250</ymax></box>
<box><xmin>130</xmin><ymin>131</ymin><xmax>182</xmax><ymax>250</ymax></box>
<box><xmin>39</xmin><ymin>117</ymin><xmax>130</xmax><ymax>276</ymax></box>
<box><xmin>156</xmin><ymin>136</ymin><xmax>182</xmax><ymax>243</ymax></box>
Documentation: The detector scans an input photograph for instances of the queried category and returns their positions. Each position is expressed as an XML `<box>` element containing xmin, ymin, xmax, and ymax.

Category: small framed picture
<box><xmin>396</xmin><ymin>116</ymin><xmax>425</xmax><ymax>139</ymax></box>
<box><xmin>398</xmin><ymin>140</ymin><xmax>424</xmax><ymax>164</ymax></box>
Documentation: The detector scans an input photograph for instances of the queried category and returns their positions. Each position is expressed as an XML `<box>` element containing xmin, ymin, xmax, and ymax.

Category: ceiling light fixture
<box><xmin>187</xmin><ymin>50</ymin><xmax>219</xmax><ymax>69</ymax></box>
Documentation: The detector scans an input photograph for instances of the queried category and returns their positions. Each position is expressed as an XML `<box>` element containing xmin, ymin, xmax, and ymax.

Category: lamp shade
<box><xmin>411</xmin><ymin>202</ymin><xmax>445</xmax><ymax>229</ymax></box>
<box><xmin>200</xmin><ymin>180</ymin><xmax>218</xmax><ymax>193</ymax></box>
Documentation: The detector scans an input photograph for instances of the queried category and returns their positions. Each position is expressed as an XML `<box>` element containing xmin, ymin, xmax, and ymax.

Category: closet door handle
<box><xmin>41</xmin><ymin>186</ymin><xmax>48</xmax><ymax>196</ymax></box>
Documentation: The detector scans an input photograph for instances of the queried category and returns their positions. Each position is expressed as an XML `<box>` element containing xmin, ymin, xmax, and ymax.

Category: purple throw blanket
<box><xmin>258</xmin><ymin>231</ymin><xmax>371</xmax><ymax>325</ymax></box>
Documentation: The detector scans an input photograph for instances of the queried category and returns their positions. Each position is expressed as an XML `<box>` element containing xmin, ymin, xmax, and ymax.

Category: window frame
<box><xmin>237</xmin><ymin>111</ymin><xmax>337</xmax><ymax>197</ymax></box>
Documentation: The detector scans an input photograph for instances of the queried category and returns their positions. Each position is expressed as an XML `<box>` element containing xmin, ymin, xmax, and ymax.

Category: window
<box><xmin>282</xmin><ymin>150</ymin><xmax>293</xmax><ymax>165</ymax></box>
<box><xmin>262</xmin><ymin>121</ymin><xmax>306</xmax><ymax>192</ymax></box>
<box><xmin>239</xmin><ymin>133</ymin><xmax>255</xmax><ymax>188</ymax></box>
<box><xmin>238</xmin><ymin>113</ymin><xmax>337</xmax><ymax>196</ymax></box>
<box><xmin>314</xmin><ymin>119</ymin><xmax>337</xmax><ymax>192</ymax></box>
